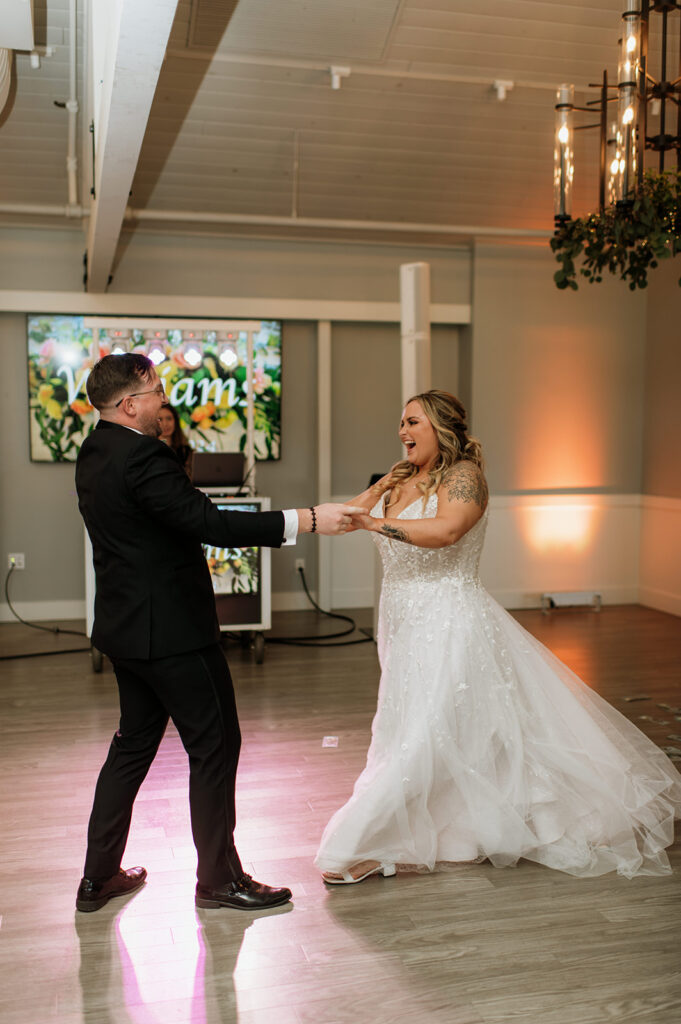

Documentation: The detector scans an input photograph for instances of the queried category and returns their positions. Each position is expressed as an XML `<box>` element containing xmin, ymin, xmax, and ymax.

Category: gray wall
<box><xmin>330</xmin><ymin>322</ymin><xmax>460</xmax><ymax>495</ymax></box>
<box><xmin>0</xmin><ymin>225</ymin><xmax>670</xmax><ymax>613</ymax></box>
<box><xmin>0</xmin><ymin>227</ymin><xmax>86</xmax><ymax>291</ymax></box>
<box><xmin>642</xmin><ymin>257</ymin><xmax>681</xmax><ymax>499</ymax></box>
<box><xmin>0</xmin><ymin>311</ymin><xmax>84</xmax><ymax>606</ymax></box>
<box><xmin>110</xmin><ymin>231</ymin><xmax>472</xmax><ymax>304</ymax></box>
<box><xmin>469</xmin><ymin>244</ymin><xmax>647</xmax><ymax>495</ymax></box>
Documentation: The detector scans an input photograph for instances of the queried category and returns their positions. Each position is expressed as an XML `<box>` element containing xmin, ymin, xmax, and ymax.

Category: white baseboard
<box><xmin>0</xmin><ymin>599</ymin><xmax>86</xmax><ymax>624</ymax></box>
<box><xmin>1</xmin><ymin>593</ymin><xmax>362</xmax><ymax>622</ymax></box>
<box><xmin>271</xmin><ymin>588</ymin><xmax>372</xmax><ymax>612</ymax></box>
<box><xmin>488</xmin><ymin>585</ymin><xmax>640</xmax><ymax>610</ymax></box>
<box><xmin>638</xmin><ymin>587</ymin><xmax>681</xmax><ymax>617</ymax></box>
<box><xmin>639</xmin><ymin>495</ymin><xmax>681</xmax><ymax>618</ymax></box>
<box><xmin>323</xmin><ymin>586</ymin><xmax>374</xmax><ymax>609</ymax></box>
<box><xmin>271</xmin><ymin>590</ymin><xmax>317</xmax><ymax>612</ymax></box>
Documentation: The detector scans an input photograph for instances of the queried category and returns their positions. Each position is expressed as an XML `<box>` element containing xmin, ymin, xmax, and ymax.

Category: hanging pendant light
<box><xmin>615</xmin><ymin>2</ymin><xmax>642</xmax><ymax>203</ymax></box>
<box><xmin>552</xmin><ymin>0</ymin><xmax>679</xmax><ymax>219</ymax></box>
<box><xmin>553</xmin><ymin>84</ymin><xmax>575</xmax><ymax>220</ymax></box>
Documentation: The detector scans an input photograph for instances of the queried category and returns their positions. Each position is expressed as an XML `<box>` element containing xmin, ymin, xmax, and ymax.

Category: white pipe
<box><xmin>66</xmin><ymin>0</ymin><xmax>79</xmax><ymax>209</ymax></box>
<box><xmin>0</xmin><ymin>202</ymin><xmax>552</xmax><ymax>240</ymax></box>
<box><xmin>316</xmin><ymin>320</ymin><xmax>332</xmax><ymax>610</ymax></box>
<box><xmin>0</xmin><ymin>202</ymin><xmax>86</xmax><ymax>218</ymax></box>
<box><xmin>400</xmin><ymin>262</ymin><xmax>431</xmax><ymax>404</ymax></box>
<box><xmin>291</xmin><ymin>130</ymin><xmax>299</xmax><ymax>219</ymax></box>
<box><xmin>123</xmin><ymin>207</ymin><xmax>552</xmax><ymax>239</ymax></box>
<box><xmin>166</xmin><ymin>48</ymin><xmax>571</xmax><ymax>95</ymax></box>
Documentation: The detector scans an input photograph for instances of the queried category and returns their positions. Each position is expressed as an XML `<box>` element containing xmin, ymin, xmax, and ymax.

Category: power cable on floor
<box><xmin>1</xmin><ymin>564</ymin><xmax>89</xmax><ymax>661</ymax></box>
<box><xmin>265</xmin><ymin>566</ymin><xmax>374</xmax><ymax>647</ymax></box>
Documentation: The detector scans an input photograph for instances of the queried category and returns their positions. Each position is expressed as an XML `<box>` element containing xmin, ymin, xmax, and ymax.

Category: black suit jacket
<box><xmin>76</xmin><ymin>421</ymin><xmax>285</xmax><ymax>660</ymax></box>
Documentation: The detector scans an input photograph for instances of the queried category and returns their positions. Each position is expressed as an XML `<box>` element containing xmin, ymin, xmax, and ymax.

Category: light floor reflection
<box><xmin>75</xmin><ymin>885</ymin><xmax>297</xmax><ymax>1023</ymax></box>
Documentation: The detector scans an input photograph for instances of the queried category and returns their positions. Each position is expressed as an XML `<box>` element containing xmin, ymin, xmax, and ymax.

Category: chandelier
<box><xmin>553</xmin><ymin>0</ymin><xmax>680</xmax><ymax>222</ymax></box>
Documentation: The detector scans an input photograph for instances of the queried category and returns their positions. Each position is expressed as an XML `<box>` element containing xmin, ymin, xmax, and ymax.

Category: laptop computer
<box><xmin>191</xmin><ymin>452</ymin><xmax>246</xmax><ymax>487</ymax></box>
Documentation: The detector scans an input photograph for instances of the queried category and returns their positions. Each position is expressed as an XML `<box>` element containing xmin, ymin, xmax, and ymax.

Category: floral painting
<box><xmin>27</xmin><ymin>315</ymin><xmax>96</xmax><ymax>462</ymax></box>
<box><xmin>203</xmin><ymin>545</ymin><xmax>260</xmax><ymax>595</ymax></box>
<box><xmin>27</xmin><ymin>315</ymin><xmax>282</xmax><ymax>462</ymax></box>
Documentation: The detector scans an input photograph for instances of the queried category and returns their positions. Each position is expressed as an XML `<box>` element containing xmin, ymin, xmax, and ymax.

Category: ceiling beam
<box><xmin>0</xmin><ymin>0</ymin><xmax>35</xmax><ymax>51</ymax></box>
<box><xmin>85</xmin><ymin>0</ymin><xmax>179</xmax><ymax>292</ymax></box>
<box><xmin>0</xmin><ymin>290</ymin><xmax>471</xmax><ymax>325</ymax></box>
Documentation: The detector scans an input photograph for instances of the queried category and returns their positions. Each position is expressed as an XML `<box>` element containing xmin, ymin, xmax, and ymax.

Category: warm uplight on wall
<box><xmin>522</xmin><ymin>505</ymin><xmax>600</xmax><ymax>554</ymax></box>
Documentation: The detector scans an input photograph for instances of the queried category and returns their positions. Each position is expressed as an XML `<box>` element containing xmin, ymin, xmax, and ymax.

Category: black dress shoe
<box><xmin>76</xmin><ymin>867</ymin><xmax>147</xmax><ymax>913</ymax></box>
<box><xmin>195</xmin><ymin>873</ymin><xmax>292</xmax><ymax>910</ymax></box>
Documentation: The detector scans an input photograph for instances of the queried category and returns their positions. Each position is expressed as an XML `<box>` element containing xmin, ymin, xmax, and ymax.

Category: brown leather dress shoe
<box><xmin>76</xmin><ymin>867</ymin><xmax>147</xmax><ymax>912</ymax></box>
<box><xmin>195</xmin><ymin>873</ymin><xmax>292</xmax><ymax>910</ymax></box>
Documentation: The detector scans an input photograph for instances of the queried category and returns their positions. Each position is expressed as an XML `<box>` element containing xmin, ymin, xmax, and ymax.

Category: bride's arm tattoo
<box><xmin>444</xmin><ymin>462</ymin><xmax>488</xmax><ymax>508</ymax></box>
<box><xmin>381</xmin><ymin>523</ymin><xmax>412</xmax><ymax>544</ymax></box>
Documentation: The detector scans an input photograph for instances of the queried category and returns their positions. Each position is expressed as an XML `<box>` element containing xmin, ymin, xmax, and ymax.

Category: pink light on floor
<box><xmin>113</xmin><ymin>906</ymin><xmax>207</xmax><ymax>1021</ymax></box>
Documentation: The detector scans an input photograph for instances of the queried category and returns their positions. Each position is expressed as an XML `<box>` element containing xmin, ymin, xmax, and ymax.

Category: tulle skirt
<box><xmin>315</xmin><ymin>583</ymin><xmax>681</xmax><ymax>878</ymax></box>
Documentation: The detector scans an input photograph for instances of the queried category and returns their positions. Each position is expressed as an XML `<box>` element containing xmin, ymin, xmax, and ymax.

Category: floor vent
<box><xmin>541</xmin><ymin>591</ymin><xmax>602</xmax><ymax>614</ymax></box>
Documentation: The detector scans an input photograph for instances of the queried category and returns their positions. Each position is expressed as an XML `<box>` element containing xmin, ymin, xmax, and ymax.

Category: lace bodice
<box><xmin>370</xmin><ymin>494</ymin><xmax>488</xmax><ymax>588</ymax></box>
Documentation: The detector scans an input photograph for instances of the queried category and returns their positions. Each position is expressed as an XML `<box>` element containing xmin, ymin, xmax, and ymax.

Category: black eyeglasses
<box><xmin>114</xmin><ymin>384</ymin><xmax>165</xmax><ymax>408</ymax></box>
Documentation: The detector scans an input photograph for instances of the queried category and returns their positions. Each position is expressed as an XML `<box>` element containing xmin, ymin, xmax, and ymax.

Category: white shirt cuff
<box><xmin>282</xmin><ymin>508</ymin><xmax>298</xmax><ymax>546</ymax></box>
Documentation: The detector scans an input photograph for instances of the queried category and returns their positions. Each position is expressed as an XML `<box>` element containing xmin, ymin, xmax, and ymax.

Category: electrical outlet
<box><xmin>8</xmin><ymin>553</ymin><xmax>25</xmax><ymax>570</ymax></box>
<box><xmin>295</xmin><ymin>558</ymin><xmax>305</xmax><ymax>573</ymax></box>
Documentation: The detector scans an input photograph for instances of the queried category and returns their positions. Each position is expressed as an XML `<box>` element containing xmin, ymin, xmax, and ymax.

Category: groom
<box><xmin>75</xmin><ymin>353</ymin><xmax>360</xmax><ymax>913</ymax></box>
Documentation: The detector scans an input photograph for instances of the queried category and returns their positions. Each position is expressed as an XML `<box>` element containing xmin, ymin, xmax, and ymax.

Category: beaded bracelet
<box><xmin>310</xmin><ymin>506</ymin><xmax>317</xmax><ymax>533</ymax></box>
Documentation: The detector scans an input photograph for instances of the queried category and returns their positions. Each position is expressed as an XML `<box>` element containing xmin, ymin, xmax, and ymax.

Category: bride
<box><xmin>315</xmin><ymin>390</ymin><xmax>681</xmax><ymax>883</ymax></box>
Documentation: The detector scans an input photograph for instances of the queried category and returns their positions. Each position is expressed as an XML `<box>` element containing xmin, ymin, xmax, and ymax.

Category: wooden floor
<box><xmin>1</xmin><ymin>605</ymin><xmax>680</xmax><ymax>1024</ymax></box>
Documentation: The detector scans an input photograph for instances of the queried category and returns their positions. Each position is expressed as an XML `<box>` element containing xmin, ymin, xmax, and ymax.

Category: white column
<box><xmin>400</xmin><ymin>262</ymin><xmax>431</xmax><ymax>402</ymax></box>
<box><xmin>317</xmin><ymin>320</ymin><xmax>332</xmax><ymax>608</ymax></box>
<box><xmin>245</xmin><ymin>328</ymin><xmax>256</xmax><ymax>494</ymax></box>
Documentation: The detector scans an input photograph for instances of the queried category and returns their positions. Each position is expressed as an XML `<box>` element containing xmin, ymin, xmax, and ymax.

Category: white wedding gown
<box><xmin>315</xmin><ymin>495</ymin><xmax>681</xmax><ymax>878</ymax></box>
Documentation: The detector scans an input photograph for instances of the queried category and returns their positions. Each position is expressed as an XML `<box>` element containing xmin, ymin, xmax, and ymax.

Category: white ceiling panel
<box><xmin>0</xmin><ymin>0</ymin><xmax>678</xmax><ymax>259</ymax></box>
<box><xmin>215</xmin><ymin>0</ymin><xmax>403</xmax><ymax>60</ymax></box>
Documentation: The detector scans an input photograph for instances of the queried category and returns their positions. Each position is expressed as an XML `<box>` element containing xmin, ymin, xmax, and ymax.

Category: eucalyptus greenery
<box><xmin>551</xmin><ymin>168</ymin><xmax>681</xmax><ymax>291</ymax></box>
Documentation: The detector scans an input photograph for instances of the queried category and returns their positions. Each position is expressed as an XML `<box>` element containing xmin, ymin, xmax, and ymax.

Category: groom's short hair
<box><xmin>87</xmin><ymin>353</ymin><xmax>154</xmax><ymax>410</ymax></box>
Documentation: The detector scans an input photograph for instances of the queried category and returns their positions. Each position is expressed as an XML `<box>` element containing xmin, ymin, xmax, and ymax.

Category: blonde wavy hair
<box><xmin>390</xmin><ymin>390</ymin><xmax>484</xmax><ymax>504</ymax></box>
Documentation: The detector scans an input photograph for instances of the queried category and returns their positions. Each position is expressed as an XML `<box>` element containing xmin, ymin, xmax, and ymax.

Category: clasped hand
<box><xmin>309</xmin><ymin>504</ymin><xmax>367</xmax><ymax>535</ymax></box>
<box><xmin>308</xmin><ymin>468</ymin><xmax>399</xmax><ymax>536</ymax></box>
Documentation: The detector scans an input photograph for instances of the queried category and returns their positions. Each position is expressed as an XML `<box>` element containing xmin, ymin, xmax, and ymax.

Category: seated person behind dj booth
<box><xmin>158</xmin><ymin>404</ymin><xmax>193</xmax><ymax>473</ymax></box>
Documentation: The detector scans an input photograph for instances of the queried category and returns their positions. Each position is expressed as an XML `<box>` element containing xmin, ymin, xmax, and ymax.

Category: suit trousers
<box><xmin>83</xmin><ymin>643</ymin><xmax>244</xmax><ymax>888</ymax></box>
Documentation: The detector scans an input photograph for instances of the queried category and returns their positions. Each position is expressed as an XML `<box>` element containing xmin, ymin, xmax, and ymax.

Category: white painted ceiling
<box><xmin>0</xmin><ymin>1</ymin><xmax>677</xmax><ymax>259</ymax></box>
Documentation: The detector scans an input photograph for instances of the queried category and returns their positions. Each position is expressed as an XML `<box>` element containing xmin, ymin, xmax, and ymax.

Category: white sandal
<box><xmin>322</xmin><ymin>862</ymin><xmax>396</xmax><ymax>885</ymax></box>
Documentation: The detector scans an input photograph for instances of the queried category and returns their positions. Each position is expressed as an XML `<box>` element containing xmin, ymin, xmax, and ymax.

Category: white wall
<box><xmin>469</xmin><ymin>243</ymin><xmax>647</xmax><ymax>495</ymax></box>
